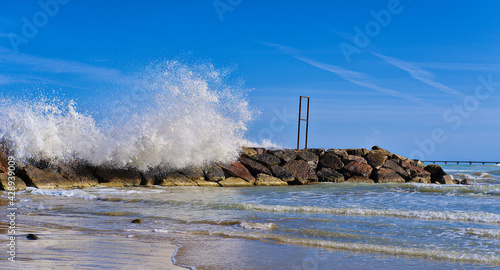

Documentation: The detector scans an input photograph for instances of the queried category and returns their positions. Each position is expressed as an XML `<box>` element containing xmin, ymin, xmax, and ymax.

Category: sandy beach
<box><xmin>0</xmin><ymin>222</ymin><xmax>185</xmax><ymax>270</ymax></box>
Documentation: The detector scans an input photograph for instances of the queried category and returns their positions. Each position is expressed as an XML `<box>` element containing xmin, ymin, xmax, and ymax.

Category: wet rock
<box><xmin>436</xmin><ymin>175</ymin><xmax>454</xmax><ymax>185</ymax></box>
<box><xmin>345</xmin><ymin>175</ymin><xmax>375</xmax><ymax>183</ymax></box>
<box><xmin>345</xmin><ymin>148</ymin><xmax>369</xmax><ymax>157</ymax></box>
<box><xmin>283</xmin><ymin>160</ymin><xmax>318</xmax><ymax>185</ymax></box>
<box><xmin>383</xmin><ymin>159</ymin><xmax>410</xmax><ymax>180</ymax></box>
<box><xmin>309</xmin><ymin>148</ymin><xmax>325</xmax><ymax>157</ymax></box>
<box><xmin>159</xmin><ymin>172</ymin><xmax>197</xmax><ymax>186</ymax></box>
<box><xmin>461</xmin><ymin>178</ymin><xmax>472</xmax><ymax>185</ymax></box>
<box><xmin>365</xmin><ymin>151</ymin><xmax>387</xmax><ymax>170</ymax></box>
<box><xmin>219</xmin><ymin>162</ymin><xmax>255</xmax><ymax>184</ymax></box>
<box><xmin>319</xmin><ymin>153</ymin><xmax>344</xmax><ymax>170</ymax></box>
<box><xmin>132</xmin><ymin>218</ymin><xmax>143</xmax><ymax>224</ymax></box>
<box><xmin>297</xmin><ymin>150</ymin><xmax>319</xmax><ymax>170</ymax></box>
<box><xmin>203</xmin><ymin>165</ymin><xmax>225</xmax><ymax>182</ymax></box>
<box><xmin>26</xmin><ymin>234</ymin><xmax>39</xmax><ymax>240</ymax></box>
<box><xmin>195</xmin><ymin>180</ymin><xmax>221</xmax><ymax>187</ymax></box>
<box><xmin>373</xmin><ymin>168</ymin><xmax>405</xmax><ymax>183</ymax></box>
<box><xmin>241</xmin><ymin>147</ymin><xmax>258</xmax><ymax>157</ymax></box>
<box><xmin>400</xmin><ymin>161</ymin><xmax>431</xmax><ymax>183</ymax></box>
<box><xmin>218</xmin><ymin>177</ymin><xmax>253</xmax><ymax>187</ymax></box>
<box><xmin>58</xmin><ymin>164</ymin><xmax>99</xmax><ymax>188</ymax></box>
<box><xmin>250</xmin><ymin>153</ymin><xmax>281</xmax><ymax>167</ymax></box>
<box><xmin>424</xmin><ymin>164</ymin><xmax>448</xmax><ymax>184</ymax></box>
<box><xmin>0</xmin><ymin>174</ymin><xmax>27</xmax><ymax>191</ymax></box>
<box><xmin>25</xmin><ymin>165</ymin><xmax>76</xmax><ymax>189</ymax></box>
<box><xmin>316</xmin><ymin>168</ymin><xmax>344</xmax><ymax>183</ymax></box>
<box><xmin>141</xmin><ymin>170</ymin><xmax>158</xmax><ymax>186</ymax></box>
<box><xmin>238</xmin><ymin>156</ymin><xmax>272</xmax><ymax>176</ymax></box>
<box><xmin>180</xmin><ymin>166</ymin><xmax>205</xmax><ymax>181</ymax></box>
<box><xmin>326</xmin><ymin>149</ymin><xmax>348</xmax><ymax>159</ymax></box>
<box><xmin>94</xmin><ymin>167</ymin><xmax>142</xmax><ymax>187</ymax></box>
<box><xmin>409</xmin><ymin>159</ymin><xmax>426</xmax><ymax>169</ymax></box>
<box><xmin>342</xmin><ymin>161</ymin><xmax>373</xmax><ymax>178</ymax></box>
<box><xmin>270</xmin><ymin>165</ymin><xmax>295</xmax><ymax>183</ymax></box>
<box><xmin>255</xmin><ymin>174</ymin><xmax>288</xmax><ymax>186</ymax></box>
<box><xmin>342</xmin><ymin>155</ymin><xmax>368</xmax><ymax>164</ymax></box>
<box><xmin>268</xmin><ymin>149</ymin><xmax>297</xmax><ymax>164</ymax></box>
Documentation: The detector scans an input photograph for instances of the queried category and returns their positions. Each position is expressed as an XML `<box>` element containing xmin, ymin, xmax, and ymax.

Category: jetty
<box><xmin>423</xmin><ymin>161</ymin><xmax>500</xmax><ymax>165</ymax></box>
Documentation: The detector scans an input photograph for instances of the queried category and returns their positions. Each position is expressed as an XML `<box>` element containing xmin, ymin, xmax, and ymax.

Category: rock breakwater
<box><xmin>0</xmin><ymin>146</ymin><xmax>465</xmax><ymax>190</ymax></box>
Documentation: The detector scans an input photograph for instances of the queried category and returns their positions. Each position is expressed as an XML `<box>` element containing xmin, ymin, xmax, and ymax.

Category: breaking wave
<box><xmin>0</xmin><ymin>61</ymin><xmax>254</xmax><ymax>171</ymax></box>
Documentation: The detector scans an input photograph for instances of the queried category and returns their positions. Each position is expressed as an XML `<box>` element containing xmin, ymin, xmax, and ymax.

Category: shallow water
<box><xmin>2</xmin><ymin>164</ymin><xmax>500</xmax><ymax>269</ymax></box>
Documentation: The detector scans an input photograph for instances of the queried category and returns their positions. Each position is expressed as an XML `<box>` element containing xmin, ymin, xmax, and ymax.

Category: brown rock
<box><xmin>316</xmin><ymin>168</ymin><xmax>345</xmax><ymax>183</ymax></box>
<box><xmin>297</xmin><ymin>150</ymin><xmax>319</xmax><ymax>170</ymax></box>
<box><xmin>25</xmin><ymin>165</ymin><xmax>77</xmax><ymax>189</ymax></box>
<box><xmin>241</xmin><ymin>147</ymin><xmax>258</xmax><ymax>157</ymax></box>
<box><xmin>435</xmin><ymin>175</ymin><xmax>454</xmax><ymax>185</ymax></box>
<box><xmin>373</xmin><ymin>168</ymin><xmax>405</xmax><ymax>183</ymax></box>
<box><xmin>383</xmin><ymin>159</ymin><xmax>410</xmax><ymax>180</ymax></box>
<box><xmin>461</xmin><ymin>179</ymin><xmax>472</xmax><ymax>185</ymax></box>
<box><xmin>0</xmin><ymin>173</ymin><xmax>26</xmax><ymax>191</ymax></box>
<box><xmin>345</xmin><ymin>148</ymin><xmax>369</xmax><ymax>157</ymax></box>
<box><xmin>270</xmin><ymin>165</ymin><xmax>295</xmax><ymax>183</ymax></box>
<box><xmin>180</xmin><ymin>166</ymin><xmax>205</xmax><ymax>181</ymax></box>
<box><xmin>342</xmin><ymin>155</ymin><xmax>368</xmax><ymax>164</ymax></box>
<box><xmin>219</xmin><ymin>162</ymin><xmax>255</xmax><ymax>184</ymax></box>
<box><xmin>238</xmin><ymin>156</ymin><xmax>272</xmax><ymax>176</ymax></box>
<box><xmin>365</xmin><ymin>151</ymin><xmax>387</xmax><ymax>170</ymax></box>
<box><xmin>309</xmin><ymin>148</ymin><xmax>325</xmax><ymax>157</ymax></box>
<box><xmin>283</xmin><ymin>160</ymin><xmax>318</xmax><ymax>185</ymax></box>
<box><xmin>345</xmin><ymin>175</ymin><xmax>375</xmax><ymax>183</ymax></box>
<box><xmin>58</xmin><ymin>164</ymin><xmax>99</xmax><ymax>188</ymax></box>
<box><xmin>342</xmin><ymin>161</ymin><xmax>373</xmax><ymax>178</ymax></box>
<box><xmin>409</xmin><ymin>159</ymin><xmax>426</xmax><ymax>169</ymax></box>
<box><xmin>250</xmin><ymin>153</ymin><xmax>281</xmax><ymax>167</ymax></box>
<box><xmin>326</xmin><ymin>149</ymin><xmax>348</xmax><ymax>159</ymax></box>
<box><xmin>159</xmin><ymin>172</ymin><xmax>197</xmax><ymax>186</ymax></box>
<box><xmin>94</xmin><ymin>167</ymin><xmax>142</xmax><ymax>187</ymax></box>
<box><xmin>195</xmin><ymin>180</ymin><xmax>221</xmax><ymax>187</ymax></box>
<box><xmin>319</xmin><ymin>153</ymin><xmax>344</xmax><ymax>170</ymax></box>
<box><xmin>424</xmin><ymin>164</ymin><xmax>449</xmax><ymax>183</ymax></box>
<box><xmin>203</xmin><ymin>165</ymin><xmax>225</xmax><ymax>182</ymax></box>
<box><xmin>268</xmin><ymin>149</ymin><xmax>297</xmax><ymax>163</ymax></box>
<box><xmin>255</xmin><ymin>174</ymin><xmax>288</xmax><ymax>186</ymax></box>
<box><xmin>141</xmin><ymin>170</ymin><xmax>158</xmax><ymax>186</ymax></box>
<box><xmin>218</xmin><ymin>177</ymin><xmax>253</xmax><ymax>187</ymax></box>
<box><xmin>400</xmin><ymin>161</ymin><xmax>431</xmax><ymax>183</ymax></box>
<box><xmin>370</xmin><ymin>146</ymin><xmax>392</xmax><ymax>156</ymax></box>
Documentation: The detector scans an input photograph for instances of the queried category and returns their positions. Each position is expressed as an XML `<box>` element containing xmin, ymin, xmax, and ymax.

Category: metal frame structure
<box><xmin>297</xmin><ymin>96</ymin><xmax>310</xmax><ymax>150</ymax></box>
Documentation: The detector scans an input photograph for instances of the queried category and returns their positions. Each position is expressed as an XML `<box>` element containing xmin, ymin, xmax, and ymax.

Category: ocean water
<box><xmin>2</xmin><ymin>164</ymin><xmax>499</xmax><ymax>269</ymax></box>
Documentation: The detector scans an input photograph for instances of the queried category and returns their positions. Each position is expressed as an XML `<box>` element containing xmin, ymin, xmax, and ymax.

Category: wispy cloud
<box><xmin>371</xmin><ymin>52</ymin><xmax>464</xmax><ymax>97</ymax></box>
<box><xmin>415</xmin><ymin>62</ymin><xmax>500</xmax><ymax>72</ymax></box>
<box><xmin>264</xmin><ymin>42</ymin><xmax>425</xmax><ymax>105</ymax></box>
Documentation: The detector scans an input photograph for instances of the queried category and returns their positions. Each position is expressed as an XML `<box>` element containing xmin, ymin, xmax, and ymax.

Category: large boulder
<box><xmin>373</xmin><ymin>168</ymin><xmax>405</xmax><ymax>183</ymax></box>
<box><xmin>308</xmin><ymin>148</ymin><xmax>325</xmax><ymax>157</ymax></box>
<box><xmin>342</xmin><ymin>161</ymin><xmax>373</xmax><ymax>178</ymax></box>
<box><xmin>203</xmin><ymin>165</ymin><xmax>225</xmax><ymax>182</ymax></box>
<box><xmin>238</xmin><ymin>156</ymin><xmax>272</xmax><ymax>176</ymax></box>
<box><xmin>268</xmin><ymin>149</ymin><xmax>297</xmax><ymax>164</ymax></box>
<box><xmin>180</xmin><ymin>166</ymin><xmax>205</xmax><ymax>182</ymax></box>
<box><xmin>326</xmin><ymin>148</ymin><xmax>348</xmax><ymax>159</ymax></box>
<box><xmin>316</xmin><ymin>168</ymin><xmax>344</xmax><ymax>183</ymax></box>
<box><xmin>370</xmin><ymin>146</ymin><xmax>392</xmax><ymax>156</ymax></box>
<box><xmin>219</xmin><ymin>162</ymin><xmax>255</xmax><ymax>184</ymax></box>
<box><xmin>270</xmin><ymin>165</ymin><xmax>295</xmax><ymax>183</ymax></box>
<box><xmin>250</xmin><ymin>153</ymin><xmax>281</xmax><ymax>167</ymax></box>
<box><xmin>255</xmin><ymin>174</ymin><xmax>288</xmax><ymax>186</ymax></box>
<box><xmin>424</xmin><ymin>164</ymin><xmax>451</xmax><ymax>184</ymax></box>
<box><xmin>0</xmin><ymin>174</ymin><xmax>26</xmax><ymax>191</ymax></box>
<box><xmin>365</xmin><ymin>151</ymin><xmax>387</xmax><ymax>170</ymax></box>
<box><xmin>345</xmin><ymin>175</ymin><xmax>375</xmax><ymax>183</ymax></box>
<box><xmin>58</xmin><ymin>164</ymin><xmax>99</xmax><ymax>188</ymax></box>
<box><xmin>218</xmin><ymin>177</ymin><xmax>253</xmax><ymax>187</ymax></box>
<box><xmin>297</xmin><ymin>150</ymin><xmax>319</xmax><ymax>170</ymax></box>
<box><xmin>241</xmin><ymin>147</ymin><xmax>258</xmax><ymax>157</ymax></box>
<box><xmin>383</xmin><ymin>159</ymin><xmax>410</xmax><ymax>180</ymax></box>
<box><xmin>283</xmin><ymin>160</ymin><xmax>318</xmax><ymax>185</ymax></box>
<box><xmin>159</xmin><ymin>172</ymin><xmax>197</xmax><ymax>186</ymax></box>
<box><xmin>345</xmin><ymin>148</ymin><xmax>369</xmax><ymax>157</ymax></box>
<box><xmin>25</xmin><ymin>165</ymin><xmax>78</xmax><ymax>189</ymax></box>
<box><xmin>400</xmin><ymin>161</ymin><xmax>431</xmax><ymax>183</ymax></box>
<box><xmin>342</xmin><ymin>155</ymin><xmax>368</xmax><ymax>164</ymax></box>
<box><xmin>94</xmin><ymin>167</ymin><xmax>142</xmax><ymax>187</ymax></box>
<box><xmin>319</xmin><ymin>153</ymin><xmax>344</xmax><ymax>170</ymax></box>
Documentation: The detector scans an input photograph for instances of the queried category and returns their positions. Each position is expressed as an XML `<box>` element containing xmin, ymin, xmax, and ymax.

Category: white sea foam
<box><xmin>28</xmin><ymin>187</ymin><xmax>99</xmax><ymax>200</ymax></box>
<box><xmin>239</xmin><ymin>203</ymin><xmax>500</xmax><ymax>223</ymax></box>
<box><xmin>239</xmin><ymin>221</ymin><xmax>276</xmax><ymax>230</ymax></box>
<box><xmin>0</xmin><ymin>61</ymin><xmax>254</xmax><ymax>171</ymax></box>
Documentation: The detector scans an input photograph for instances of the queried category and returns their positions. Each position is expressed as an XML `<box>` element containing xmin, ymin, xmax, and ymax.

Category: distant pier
<box><xmin>422</xmin><ymin>161</ymin><xmax>500</xmax><ymax>165</ymax></box>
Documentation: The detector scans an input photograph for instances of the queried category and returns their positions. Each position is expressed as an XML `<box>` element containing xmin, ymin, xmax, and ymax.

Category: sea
<box><xmin>1</xmin><ymin>164</ymin><xmax>498</xmax><ymax>269</ymax></box>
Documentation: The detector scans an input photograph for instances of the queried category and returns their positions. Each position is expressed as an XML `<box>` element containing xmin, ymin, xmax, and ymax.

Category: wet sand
<box><xmin>0</xmin><ymin>223</ymin><xmax>185</xmax><ymax>269</ymax></box>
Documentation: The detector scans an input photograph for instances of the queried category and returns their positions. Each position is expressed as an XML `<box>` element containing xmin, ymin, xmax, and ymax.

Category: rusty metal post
<box><xmin>297</xmin><ymin>96</ymin><xmax>310</xmax><ymax>150</ymax></box>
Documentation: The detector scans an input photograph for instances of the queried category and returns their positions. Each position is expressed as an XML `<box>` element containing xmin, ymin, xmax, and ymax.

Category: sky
<box><xmin>1</xmin><ymin>0</ymin><xmax>500</xmax><ymax>161</ymax></box>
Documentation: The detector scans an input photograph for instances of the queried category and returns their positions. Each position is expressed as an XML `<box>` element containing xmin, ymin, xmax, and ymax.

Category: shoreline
<box><xmin>1</xmin><ymin>146</ymin><xmax>469</xmax><ymax>191</ymax></box>
<box><xmin>0</xmin><ymin>222</ymin><xmax>186</xmax><ymax>269</ymax></box>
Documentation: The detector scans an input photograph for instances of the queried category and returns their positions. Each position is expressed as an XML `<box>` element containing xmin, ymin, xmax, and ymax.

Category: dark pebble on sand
<box><xmin>132</xmin><ymin>218</ymin><xmax>143</xmax><ymax>223</ymax></box>
<box><xmin>26</xmin><ymin>234</ymin><xmax>39</xmax><ymax>240</ymax></box>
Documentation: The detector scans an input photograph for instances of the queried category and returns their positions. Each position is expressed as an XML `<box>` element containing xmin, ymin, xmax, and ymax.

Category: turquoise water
<box><xmin>3</xmin><ymin>164</ymin><xmax>500</xmax><ymax>269</ymax></box>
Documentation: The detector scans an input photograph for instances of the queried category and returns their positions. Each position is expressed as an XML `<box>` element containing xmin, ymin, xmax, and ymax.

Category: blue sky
<box><xmin>1</xmin><ymin>0</ymin><xmax>500</xmax><ymax>161</ymax></box>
